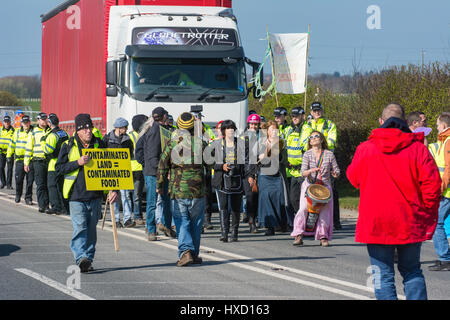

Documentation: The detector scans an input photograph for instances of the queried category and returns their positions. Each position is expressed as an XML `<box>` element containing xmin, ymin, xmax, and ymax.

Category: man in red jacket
<box><xmin>347</xmin><ymin>103</ymin><xmax>441</xmax><ymax>300</ymax></box>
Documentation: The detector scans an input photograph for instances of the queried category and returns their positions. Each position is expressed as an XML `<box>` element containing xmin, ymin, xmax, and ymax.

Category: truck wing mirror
<box><xmin>106</xmin><ymin>86</ymin><xmax>118</xmax><ymax>97</ymax></box>
<box><xmin>106</xmin><ymin>61</ymin><xmax>118</xmax><ymax>85</ymax></box>
<box><xmin>245</xmin><ymin>58</ymin><xmax>264</xmax><ymax>99</ymax></box>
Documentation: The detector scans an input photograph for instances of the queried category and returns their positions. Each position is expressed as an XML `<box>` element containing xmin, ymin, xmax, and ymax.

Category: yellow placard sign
<box><xmin>82</xmin><ymin>148</ymin><xmax>134</xmax><ymax>191</ymax></box>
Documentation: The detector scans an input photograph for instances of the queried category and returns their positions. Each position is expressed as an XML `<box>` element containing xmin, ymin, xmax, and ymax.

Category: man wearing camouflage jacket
<box><xmin>156</xmin><ymin>112</ymin><xmax>209</xmax><ymax>267</ymax></box>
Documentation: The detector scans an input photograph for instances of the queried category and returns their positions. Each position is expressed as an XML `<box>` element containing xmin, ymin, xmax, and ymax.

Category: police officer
<box><xmin>286</xmin><ymin>107</ymin><xmax>307</xmax><ymax>214</ymax></box>
<box><xmin>25</xmin><ymin>112</ymin><xmax>51</xmax><ymax>213</ymax></box>
<box><xmin>43</xmin><ymin>113</ymin><xmax>69</xmax><ymax>214</ymax></box>
<box><xmin>273</xmin><ymin>107</ymin><xmax>290</xmax><ymax>140</ymax></box>
<box><xmin>7</xmin><ymin>115</ymin><xmax>34</xmax><ymax>204</ymax></box>
<box><xmin>0</xmin><ymin>115</ymin><xmax>14</xmax><ymax>189</ymax></box>
<box><xmin>300</xmin><ymin>102</ymin><xmax>341</xmax><ymax>229</ymax></box>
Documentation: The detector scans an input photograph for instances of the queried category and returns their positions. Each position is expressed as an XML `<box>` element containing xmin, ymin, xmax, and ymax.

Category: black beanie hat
<box><xmin>75</xmin><ymin>114</ymin><xmax>93</xmax><ymax>131</ymax></box>
<box><xmin>132</xmin><ymin>114</ymin><xmax>149</xmax><ymax>132</ymax></box>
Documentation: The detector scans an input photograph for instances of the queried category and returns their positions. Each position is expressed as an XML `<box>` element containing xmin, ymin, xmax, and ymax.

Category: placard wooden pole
<box><xmin>108</xmin><ymin>193</ymin><xmax>119</xmax><ymax>252</ymax></box>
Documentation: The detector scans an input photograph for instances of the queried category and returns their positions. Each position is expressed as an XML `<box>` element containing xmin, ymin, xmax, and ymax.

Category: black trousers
<box><xmin>132</xmin><ymin>170</ymin><xmax>145</xmax><ymax>219</ymax></box>
<box><xmin>216</xmin><ymin>190</ymin><xmax>242</xmax><ymax>237</ymax></box>
<box><xmin>48</xmin><ymin>170</ymin><xmax>65</xmax><ymax>212</ymax></box>
<box><xmin>243</xmin><ymin>178</ymin><xmax>258</xmax><ymax>220</ymax></box>
<box><xmin>0</xmin><ymin>153</ymin><xmax>13</xmax><ymax>187</ymax></box>
<box><xmin>32</xmin><ymin>159</ymin><xmax>49</xmax><ymax>209</ymax></box>
<box><xmin>289</xmin><ymin>176</ymin><xmax>304</xmax><ymax>214</ymax></box>
<box><xmin>15</xmin><ymin>160</ymin><xmax>34</xmax><ymax>201</ymax></box>
<box><xmin>204</xmin><ymin>168</ymin><xmax>213</xmax><ymax>215</ymax></box>
<box><xmin>331</xmin><ymin>177</ymin><xmax>341</xmax><ymax>226</ymax></box>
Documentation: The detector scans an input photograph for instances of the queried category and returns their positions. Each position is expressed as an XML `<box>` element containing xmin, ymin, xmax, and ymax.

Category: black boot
<box><xmin>248</xmin><ymin>216</ymin><xmax>258</xmax><ymax>233</ymax></box>
<box><xmin>230</xmin><ymin>211</ymin><xmax>240</xmax><ymax>242</ymax></box>
<box><xmin>204</xmin><ymin>211</ymin><xmax>213</xmax><ymax>230</ymax></box>
<box><xmin>219</xmin><ymin>210</ymin><xmax>229</xmax><ymax>242</ymax></box>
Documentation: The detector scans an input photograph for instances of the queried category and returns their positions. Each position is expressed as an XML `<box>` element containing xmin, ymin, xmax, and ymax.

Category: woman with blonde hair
<box><xmin>255</xmin><ymin>120</ymin><xmax>290</xmax><ymax>236</ymax></box>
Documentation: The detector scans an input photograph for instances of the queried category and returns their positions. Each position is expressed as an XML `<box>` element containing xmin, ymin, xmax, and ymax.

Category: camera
<box><xmin>190</xmin><ymin>105</ymin><xmax>203</xmax><ymax>114</ymax></box>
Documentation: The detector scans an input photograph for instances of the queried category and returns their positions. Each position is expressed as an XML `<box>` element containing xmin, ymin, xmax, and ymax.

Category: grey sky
<box><xmin>0</xmin><ymin>0</ymin><xmax>449</xmax><ymax>77</ymax></box>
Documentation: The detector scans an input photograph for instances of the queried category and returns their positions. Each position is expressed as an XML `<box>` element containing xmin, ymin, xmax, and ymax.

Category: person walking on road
<box><xmin>135</xmin><ymin>107</ymin><xmax>176</xmax><ymax>241</ymax></box>
<box><xmin>7</xmin><ymin>115</ymin><xmax>34</xmax><ymax>204</ymax></box>
<box><xmin>56</xmin><ymin>113</ymin><xmax>118</xmax><ymax>273</ymax></box>
<box><xmin>24</xmin><ymin>112</ymin><xmax>51</xmax><ymax>213</ymax></box>
<box><xmin>346</xmin><ymin>103</ymin><xmax>441</xmax><ymax>300</ymax></box>
<box><xmin>128</xmin><ymin>114</ymin><xmax>148</xmax><ymax>226</ymax></box>
<box><xmin>157</xmin><ymin>112</ymin><xmax>208</xmax><ymax>266</ymax></box>
<box><xmin>300</xmin><ymin>102</ymin><xmax>342</xmax><ymax>230</ymax></box>
<box><xmin>291</xmin><ymin>131</ymin><xmax>340</xmax><ymax>247</ymax></box>
<box><xmin>256</xmin><ymin>121</ymin><xmax>290</xmax><ymax>236</ymax></box>
<box><xmin>211</xmin><ymin>120</ymin><xmax>246</xmax><ymax>242</ymax></box>
<box><xmin>104</xmin><ymin>117</ymin><xmax>135</xmax><ymax>229</ymax></box>
<box><xmin>285</xmin><ymin>107</ymin><xmax>307</xmax><ymax>215</ymax></box>
<box><xmin>428</xmin><ymin>112</ymin><xmax>450</xmax><ymax>271</ymax></box>
<box><xmin>43</xmin><ymin>113</ymin><xmax>69</xmax><ymax>214</ymax></box>
<box><xmin>0</xmin><ymin>115</ymin><xmax>15</xmax><ymax>189</ymax></box>
<box><xmin>242</xmin><ymin>114</ymin><xmax>261</xmax><ymax>233</ymax></box>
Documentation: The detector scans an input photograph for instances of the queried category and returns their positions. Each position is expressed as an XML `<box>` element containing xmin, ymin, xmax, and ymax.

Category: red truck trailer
<box><xmin>41</xmin><ymin>0</ymin><xmax>233</xmax><ymax>135</ymax></box>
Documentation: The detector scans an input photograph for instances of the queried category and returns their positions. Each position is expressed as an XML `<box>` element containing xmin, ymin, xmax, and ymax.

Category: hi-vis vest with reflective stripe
<box><xmin>128</xmin><ymin>131</ymin><xmax>142</xmax><ymax>172</ymax></box>
<box><xmin>62</xmin><ymin>138</ymin><xmax>100</xmax><ymax>199</ymax></box>
<box><xmin>300</xmin><ymin>118</ymin><xmax>337</xmax><ymax>151</ymax></box>
<box><xmin>429</xmin><ymin>136</ymin><xmax>450</xmax><ymax>198</ymax></box>
<box><xmin>0</xmin><ymin>127</ymin><xmax>14</xmax><ymax>154</ymax></box>
<box><xmin>24</xmin><ymin>126</ymin><xmax>50</xmax><ymax>165</ymax></box>
<box><xmin>286</xmin><ymin>126</ymin><xmax>306</xmax><ymax>178</ymax></box>
<box><xmin>7</xmin><ymin>127</ymin><xmax>32</xmax><ymax>158</ymax></box>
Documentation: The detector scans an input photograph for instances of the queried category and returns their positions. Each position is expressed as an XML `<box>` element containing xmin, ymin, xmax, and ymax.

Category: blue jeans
<box><xmin>114</xmin><ymin>190</ymin><xmax>132</xmax><ymax>223</ymax></box>
<box><xmin>432</xmin><ymin>197</ymin><xmax>450</xmax><ymax>261</ymax></box>
<box><xmin>69</xmin><ymin>198</ymin><xmax>102</xmax><ymax>264</ymax></box>
<box><xmin>367</xmin><ymin>243</ymin><xmax>427</xmax><ymax>300</ymax></box>
<box><xmin>145</xmin><ymin>176</ymin><xmax>171</xmax><ymax>233</ymax></box>
<box><xmin>155</xmin><ymin>194</ymin><xmax>163</xmax><ymax>225</ymax></box>
<box><xmin>171</xmin><ymin>198</ymin><xmax>205</xmax><ymax>259</ymax></box>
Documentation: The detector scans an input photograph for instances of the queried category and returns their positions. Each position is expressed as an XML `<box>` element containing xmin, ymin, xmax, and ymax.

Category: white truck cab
<box><xmin>105</xmin><ymin>5</ymin><xmax>262</xmax><ymax>132</ymax></box>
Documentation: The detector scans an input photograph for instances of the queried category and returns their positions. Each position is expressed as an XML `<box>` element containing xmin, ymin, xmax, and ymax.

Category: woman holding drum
<box><xmin>291</xmin><ymin>131</ymin><xmax>340</xmax><ymax>247</ymax></box>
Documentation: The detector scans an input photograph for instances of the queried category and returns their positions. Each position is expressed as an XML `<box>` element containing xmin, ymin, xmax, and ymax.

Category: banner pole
<box><xmin>267</xmin><ymin>25</ymin><xmax>279</xmax><ymax>108</ymax></box>
<box><xmin>304</xmin><ymin>24</ymin><xmax>311</xmax><ymax>111</ymax></box>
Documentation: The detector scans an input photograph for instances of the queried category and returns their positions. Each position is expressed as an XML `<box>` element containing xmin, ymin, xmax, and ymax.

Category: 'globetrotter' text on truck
<box><xmin>41</xmin><ymin>0</ymin><xmax>262</xmax><ymax>135</ymax></box>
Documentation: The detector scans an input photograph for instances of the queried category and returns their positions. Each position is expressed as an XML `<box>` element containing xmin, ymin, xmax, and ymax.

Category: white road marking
<box><xmin>1</xmin><ymin>196</ymin><xmax>403</xmax><ymax>300</ymax></box>
<box><xmin>14</xmin><ymin>268</ymin><xmax>95</xmax><ymax>300</ymax></box>
<box><xmin>102</xmin><ymin>227</ymin><xmax>373</xmax><ymax>300</ymax></box>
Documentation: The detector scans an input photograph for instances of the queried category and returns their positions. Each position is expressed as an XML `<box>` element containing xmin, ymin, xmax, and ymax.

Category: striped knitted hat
<box><xmin>177</xmin><ymin>112</ymin><xmax>195</xmax><ymax>130</ymax></box>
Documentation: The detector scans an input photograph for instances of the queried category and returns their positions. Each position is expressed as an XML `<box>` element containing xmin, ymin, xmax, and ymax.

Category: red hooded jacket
<box><xmin>347</xmin><ymin>128</ymin><xmax>441</xmax><ymax>244</ymax></box>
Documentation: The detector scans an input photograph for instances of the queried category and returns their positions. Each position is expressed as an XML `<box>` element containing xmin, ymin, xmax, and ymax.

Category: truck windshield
<box><xmin>129</xmin><ymin>57</ymin><xmax>247</xmax><ymax>102</ymax></box>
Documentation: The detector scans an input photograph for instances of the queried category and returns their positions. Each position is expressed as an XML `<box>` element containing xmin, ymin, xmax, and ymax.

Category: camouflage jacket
<box><xmin>156</xmin><ymin>131</ymin><xmax>209</xmax><ymax>199</ymax></box>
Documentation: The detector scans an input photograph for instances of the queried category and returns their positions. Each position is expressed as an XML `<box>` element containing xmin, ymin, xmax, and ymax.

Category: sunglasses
<box><xmin>309</xmin><ymin>134</ymin><xmax>321</xmax><ymax>140</ymax></box>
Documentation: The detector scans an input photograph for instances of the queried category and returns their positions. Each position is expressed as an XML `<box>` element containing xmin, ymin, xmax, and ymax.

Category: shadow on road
<box><xmin>88</xmin><ymin>255</ymin><xmax>336</xmax><ymax>274</ymax></box>
<box><xmin>0</xmin><ymin>244</ymin><xmax>21</xmax><ymax>257</ymax></box>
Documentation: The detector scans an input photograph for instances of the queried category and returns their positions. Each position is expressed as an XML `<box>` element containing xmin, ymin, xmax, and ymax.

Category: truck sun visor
<box><xmin>125</xmin><ymin>45</ymin><xmax>245</xmax><ymax>59</ymax></box>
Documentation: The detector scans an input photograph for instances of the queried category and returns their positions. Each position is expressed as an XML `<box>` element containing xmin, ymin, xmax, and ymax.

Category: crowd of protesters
<box><xmin>0</xmin><ymin>103</ymin><xmax>448</xmax><ymax>299</ymax></box>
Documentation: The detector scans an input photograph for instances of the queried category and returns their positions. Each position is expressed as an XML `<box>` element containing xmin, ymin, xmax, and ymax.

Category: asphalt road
<box><xmin>0</xmin><ymin>187</ymin><xmax>448</xmax><ymax>303</ymax></box>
